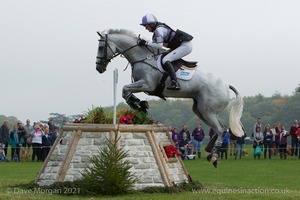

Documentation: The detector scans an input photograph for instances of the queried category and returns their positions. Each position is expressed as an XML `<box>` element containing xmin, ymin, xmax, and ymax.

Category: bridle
<box><xmin>96</xmin><ymin>32</ymin><xmax>140</xmax><ymax>67</ymax></box>
<box><xmin>96</xmin><ymin>32</ymin><xmax>163</xmax><ymax>71</ymax></box>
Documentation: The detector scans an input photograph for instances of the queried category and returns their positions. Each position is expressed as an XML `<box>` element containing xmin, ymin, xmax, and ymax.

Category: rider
<box><xmin>139</xmin><ymin>14</ymin><xmax>193</xmax><ymax>90</ymax></box>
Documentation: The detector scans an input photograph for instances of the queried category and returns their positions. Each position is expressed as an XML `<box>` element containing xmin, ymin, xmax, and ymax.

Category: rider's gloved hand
<box><xmin>138</xmin><ymin>39</ymin><xmax>147</xmax><ymax>46</ymax></box>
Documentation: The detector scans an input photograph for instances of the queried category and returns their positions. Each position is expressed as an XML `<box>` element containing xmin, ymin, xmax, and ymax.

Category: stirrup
<box><xmin>167</xmin><ymin>81</ymin><xmax>180</xmax><ymax>90</ymax></box>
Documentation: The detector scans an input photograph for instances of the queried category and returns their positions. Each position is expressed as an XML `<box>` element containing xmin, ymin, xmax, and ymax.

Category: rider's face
<box><xmin>145</xmin><ymin>24</ymin><xmax>153</xmax><ymax>32</ymax></box>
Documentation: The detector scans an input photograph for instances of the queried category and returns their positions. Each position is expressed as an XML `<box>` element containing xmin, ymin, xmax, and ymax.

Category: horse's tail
<box><xmin>228</xmin><ymin>85</ymin><xmax>245</xmax><ymax>137</ymax></box>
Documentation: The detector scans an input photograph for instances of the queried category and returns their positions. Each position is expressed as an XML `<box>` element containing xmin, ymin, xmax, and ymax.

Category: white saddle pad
<box><xmin>156</xmin><ymin>55</ymin><xmax>196</xmax><ymax>81</ymax></box>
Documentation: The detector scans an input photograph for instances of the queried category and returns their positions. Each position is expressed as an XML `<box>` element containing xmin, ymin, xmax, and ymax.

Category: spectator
<box><xmin>289</xmin><ymin>119</ymin><xmax>299</xmax><ymax>157</ymax></box>
<box><xmin>220</xmin><ymin>129</ymin><xmax>229</xmax><ymax>160</ymax></box>
<box><xmin>167</xmin><ymin>126</ymin><xmax>173</xmax><ymax>138</ymax></box>
<box><xmin>229</xmin><ymin>131</ymin><xmax>237</xmax><ymax>156</ymax></box>
<box><xmin>252</xmin><ymin>117</ymin><xmax>262</xmax><ymax>139</ymax></box>
<box><xmin>273</xmin><ymin>122</ymin><xmax>281</xmax><ymax>156</ymax></box>
<box><xmin>42</xmin><ymin>127</ymin><xmax>52</xmax><ymax>161</ymax></box>
<box><xmin>278</xmin><ymin>127</ymin><xmax>289</xmax><ymax>160</ymax></box>
<box><xmin>23</xmin><ymin>119</ymin><xmax>34</xmax><ymax>157</ymax></box>
<box><xmin>179</xmin><ymin>132</ymin><xmax>192</xmax><ymax>158</ymax></box>
<box><xmin>296</xmin><ymin>126</ymin><xmax>300</xmax><ymax>160</ymax></box>
<box><xmin>17</xmin><ymin>121</ymin><xmax>27</xmax><ymax>155</ymax></box>
<box><xmin>263</xmin><ymin>124</ymin><xmax>273</xmax><ymax>159</ymax></box>
<box><xmin>49</xmin><ymin>126</ymin><xmax>59</xmax><ymax>144</ymax></box>
<box><xmin>31</xmin><ymin>124</ymin><xmax>44</xmax><ymax>162</ymax></box>
<box><xmin>192</xmin><ymin>123</ymin><xmax>205</xmax><ymax>159</ymax></box>
<box><xmin>17</xmin><ymin>121</ymin><xmax>26</xmax><ymax>139</ymax></box>
<box><xmin>0</xmin><ymin>146</ymin><xmax>9</xmax><ymax>162</ymax></box>
<box><xmin>235</xmin><ymin>133</ymin><xmax>246</xmax><ymax>160</ymax></box>
<box><xmin>253</xmin><ymin>126</ymin><xmax>264</xmax><ymax>159</ymax></box>
<box><xmin>179</xmin><ymin>124</ymin><xmax>191</xmax><ymax>140</ymax></box>
<box><xmin>48</xmin><ymin>119</ymin><xmax>55</xmax><ymax>133</ymax></box>
<box><xmin>271</xmin><ymin>123</ymin><xmax>278</xmax><ymax>156</ymax></box>
<box><xmin>0</xmin><ymin>121</ymin><xmax>10</xmax><ymax>157</ymax></box>
<box><xmin>9</xmin><ymin>125</ymin><xmax>23</xmax><ymax>161</ymax></box>
<box><xmin>172</xmin><ymin>127</ymin><xmax>181</xmax><ymax>149</ymax></box>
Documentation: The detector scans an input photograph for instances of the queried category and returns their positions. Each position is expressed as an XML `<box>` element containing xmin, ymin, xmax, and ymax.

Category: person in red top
<box><xmin>296</xmin><ymin>126</ymin><xmax>300</xmax><ymax>159</ymax></box>
<box><xmin>289</xmin><ymin>119</ymin><xmax>299</xmax><ymax>156</ymax></box>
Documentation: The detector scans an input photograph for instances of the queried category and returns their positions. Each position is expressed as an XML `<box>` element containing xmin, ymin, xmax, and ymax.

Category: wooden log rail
<box><xmin>62</xmin><ymin>123</ymin><xmax>167</xmax><ymax>133</ymax></box>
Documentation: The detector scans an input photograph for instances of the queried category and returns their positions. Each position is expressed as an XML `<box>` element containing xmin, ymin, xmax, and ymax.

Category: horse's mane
<box><xmin>101</xmin><ymin>29</ymin><xmax>137</xmax><ymax>39</ymax></box>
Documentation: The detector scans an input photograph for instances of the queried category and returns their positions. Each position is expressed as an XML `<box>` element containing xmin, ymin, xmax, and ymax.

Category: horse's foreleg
<box><xmin>122</xmin><ymin>81</ymin><xmax>152</xmax><ymax>112</ymax></box>
<box><xmin>126</xmin><ymin>93</ymin><xmax>141</xmax><ymax>110</ymax></box>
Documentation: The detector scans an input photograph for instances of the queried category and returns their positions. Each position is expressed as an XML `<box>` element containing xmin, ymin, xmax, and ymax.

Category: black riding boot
<box><xmin>164</xmin><ymin>61</ymin><xmax>180</xmax><ymax>90</ymax></box>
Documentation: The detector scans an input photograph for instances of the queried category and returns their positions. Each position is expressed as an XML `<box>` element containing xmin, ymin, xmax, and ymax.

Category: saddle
<box><xmin>160</xmin><ymin>52</ymin><xmax>197</xmax><ymax>70</ymax></box>
<box><xmin>147</xmin><ymin>54</ymin><xmax>198</xmax><ymax>100</ymax></box>
<box><xmin>169</xmin><ymin>59</ymin><xmax>197</xmax><ymax>69</ymax></box>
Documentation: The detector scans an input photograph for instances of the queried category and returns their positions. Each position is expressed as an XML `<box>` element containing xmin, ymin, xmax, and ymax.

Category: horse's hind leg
<box><xmin>203</xmin><ymin>115</ymin><xmax>227</xmax><ymax>167</ymax></box>
<box><xmin>193</xmin><ymin>99</ymin><xmax>227</xmax><ymax>167</ymax></box>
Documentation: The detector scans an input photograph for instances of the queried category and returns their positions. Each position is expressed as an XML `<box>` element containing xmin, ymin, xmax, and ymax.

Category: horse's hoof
<box><xmin>206</xmin><ymin>154</ymin><xmax>212</xmax><ymax>162</ymax></box>
<box><xmin>140</xmin><ymin>101</ymin><xmax>149</xmax><ymax>109</ymax></box>
<box><xmin>213</xmin><ymin>160</ymin><xmax>218</xmax><ymax>168</ymax></box>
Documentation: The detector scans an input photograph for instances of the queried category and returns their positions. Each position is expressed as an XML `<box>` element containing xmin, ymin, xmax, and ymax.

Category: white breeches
<box><xmin>162</xmin><ymin>41</ymin><xmax>193</xmax><ymax>64</ymax></box>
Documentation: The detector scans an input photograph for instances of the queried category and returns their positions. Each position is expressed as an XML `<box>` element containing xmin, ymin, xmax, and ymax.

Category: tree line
<box><xmin>2</xmin><ymin>85</ymin><xmax>300</xmax><ymax>136</ymax></box>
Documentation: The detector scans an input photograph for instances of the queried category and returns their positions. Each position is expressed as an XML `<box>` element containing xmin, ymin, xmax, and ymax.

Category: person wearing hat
<box><xmin>139</xmin><ymin>14</ymin><xmax>193</xmax><ymax>90</ymax></box>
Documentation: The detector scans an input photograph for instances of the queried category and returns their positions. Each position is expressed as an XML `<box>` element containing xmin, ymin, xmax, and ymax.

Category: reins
<box><xmin>97</xmin><ymin>32</ymin><xmax>162</xmax><ymax>71</ymax></box>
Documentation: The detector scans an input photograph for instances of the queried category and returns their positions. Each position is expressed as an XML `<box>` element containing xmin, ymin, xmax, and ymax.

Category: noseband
<box><xmin>96</xmin><ymin>32</ymin><xmax>139</xmax><ymax>66</ymax></box>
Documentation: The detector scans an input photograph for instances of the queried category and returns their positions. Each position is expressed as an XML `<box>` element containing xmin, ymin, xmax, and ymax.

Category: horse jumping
<box><xmin>95</xmin><ymin>29</ymin><xmax>245</xmax><ymax>167</ymax></box>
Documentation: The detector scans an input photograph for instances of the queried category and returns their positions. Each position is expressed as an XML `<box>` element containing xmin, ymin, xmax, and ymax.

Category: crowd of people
<box><xmin>249</xmin><ymin>118</ymin><xmax>300</xmax><ymax>160</ymax></box>
<box><xmin>168</xmin><ymin>118</ymin><xmax>300</xmax><ymax>160</ymax></box>
<box><xmin>0</xmin><ymin>119</ymin><xmax>58</xmax><ymax>162</ymax></box>
<box><xmin>1</xmin><ymin>118</ymin><xmax>300</xmax><ymax>163</ymax></box>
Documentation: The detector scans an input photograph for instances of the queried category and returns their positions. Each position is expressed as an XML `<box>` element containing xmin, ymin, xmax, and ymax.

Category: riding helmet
<box><xmin>140</xmin><ymin>14</ymin><xmax>158</xmax><ymax>26</ymax></box>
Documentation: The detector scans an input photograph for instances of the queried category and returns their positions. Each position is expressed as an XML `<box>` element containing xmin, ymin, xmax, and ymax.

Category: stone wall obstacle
<box><xmin>35</xmin><ymin>124</ymin><xmax>191</xmax><ymax>189</ymax></box>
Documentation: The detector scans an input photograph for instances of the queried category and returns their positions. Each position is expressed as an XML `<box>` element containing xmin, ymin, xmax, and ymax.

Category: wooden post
<box><xmin>149</xmin><ymin>131</ymin><xmax>173</xmax><ymax>186</ymax></box>
<box><xmin>56</xmin><ymin>130</ymin><xmax>82</xmax><ymax>182</ymax></box>
<box><xmin>62</xmin><ymin>123</ymin><xmax>167</xmax><ymax>133</ymax></box>
<box><xmin>165</xmin><ymin>130</ymin><xmax>192</xmax><ymax>182</ymax></box>
<box><xmin>146</xmin><ymin>131</ymin><xmax>170</xmax><ymax>187</ymax></box>
<box><xmin>35</xmin><ymin>128</ymin><xmax>65</xmax><ymax>183</ymax></box>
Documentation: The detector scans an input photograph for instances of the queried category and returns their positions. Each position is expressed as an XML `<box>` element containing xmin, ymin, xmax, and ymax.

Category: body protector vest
<box><xmin>153</xmin><ymin>23</ymin><xmax>193</xmax><ymax>49</ymax></box>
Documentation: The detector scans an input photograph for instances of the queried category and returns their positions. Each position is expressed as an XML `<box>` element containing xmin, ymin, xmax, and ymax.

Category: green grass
<box><xmin>0</xmin><ymin>146</ymin><xmax>300</xmax><ymax>199</ymax></box>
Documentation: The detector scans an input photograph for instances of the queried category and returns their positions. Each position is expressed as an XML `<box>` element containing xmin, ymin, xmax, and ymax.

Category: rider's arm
<box><xmin>146</xmin><ymin>27</ymin><xmax>168</xmax><ymax>50</ymax></box>
<box><xmin>146</xmin><ymin>37</ymin><xmax>165</xmax><ymax>49</ymax></box>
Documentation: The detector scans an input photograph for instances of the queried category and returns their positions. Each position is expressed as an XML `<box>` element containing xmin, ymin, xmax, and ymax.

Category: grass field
<box><xmin>0</xmin><ymin>146</ymin><xmax>299</xmax><ymax>200</ymax></box>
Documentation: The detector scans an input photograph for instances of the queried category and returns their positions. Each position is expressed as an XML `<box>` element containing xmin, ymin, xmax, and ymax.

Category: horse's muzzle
<box><xmin>96</xmin><ymin>62</ymin><xmax>107</xmax><ymax>74</ymax></box>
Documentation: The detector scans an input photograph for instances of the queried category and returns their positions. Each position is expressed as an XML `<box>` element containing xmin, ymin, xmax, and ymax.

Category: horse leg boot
<box><xmin>211</xmin><ymin>140</ymin><xmax>223</xmax><ymax>168</ymax></box>
<box><xmin>205</xmin><ymin>133</ymin><xmax>218</xmax><ymax>161</ymax></box>
<box><xmin>164</xmin><ymin>61</ymin><xmax>180</xmax><ymax>90</ymax></box>
<box><xmin>205</xmin><ymin>132</ymin><xmax>224</xmax><ymax>168</ymax></box>
<box><xmin>126</xmin><ymin>93</ymin><xmax>140</xmax><ymax>110</ymax></box>
<box><xmin>211</xmin><ymin>130</ymin><xmax>228</xmax><ymax>167</ymax></box>
<box><xmin>139</xmin><ymin>101</ymin><xmax>149</xmax><ymax>113</ymax></box>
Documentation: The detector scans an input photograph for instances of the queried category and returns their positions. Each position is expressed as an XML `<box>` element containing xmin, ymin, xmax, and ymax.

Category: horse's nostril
<box><xmin>96</xmin><ymin>65</ymin><xmax>106</xmax><ymax>74</ymax></box>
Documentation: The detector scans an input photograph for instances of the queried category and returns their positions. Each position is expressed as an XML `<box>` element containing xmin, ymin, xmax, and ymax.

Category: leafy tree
<box><xmin>0</xmin><ymin>115</ymin><xmax>18</xmax><ymax>131</ymax></box>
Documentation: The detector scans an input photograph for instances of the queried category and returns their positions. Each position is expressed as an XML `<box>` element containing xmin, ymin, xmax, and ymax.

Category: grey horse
<box><xmin>96</xmin><ymin>29</ymin><xmax>245</xmax><ymax>167</ymax></box>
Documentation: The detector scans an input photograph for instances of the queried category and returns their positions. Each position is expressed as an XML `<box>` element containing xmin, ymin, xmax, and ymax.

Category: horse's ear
<box><xmin>97</xmin><ymin>31</ymin><xmax>103</xmax><ymax>38</ymax></box>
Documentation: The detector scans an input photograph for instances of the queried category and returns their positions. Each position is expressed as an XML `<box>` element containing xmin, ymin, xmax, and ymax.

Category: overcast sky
<box><xmin>1</xmin><ymin>0</ymin><xmax>299</xmax><ymax>123</ymax></box>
